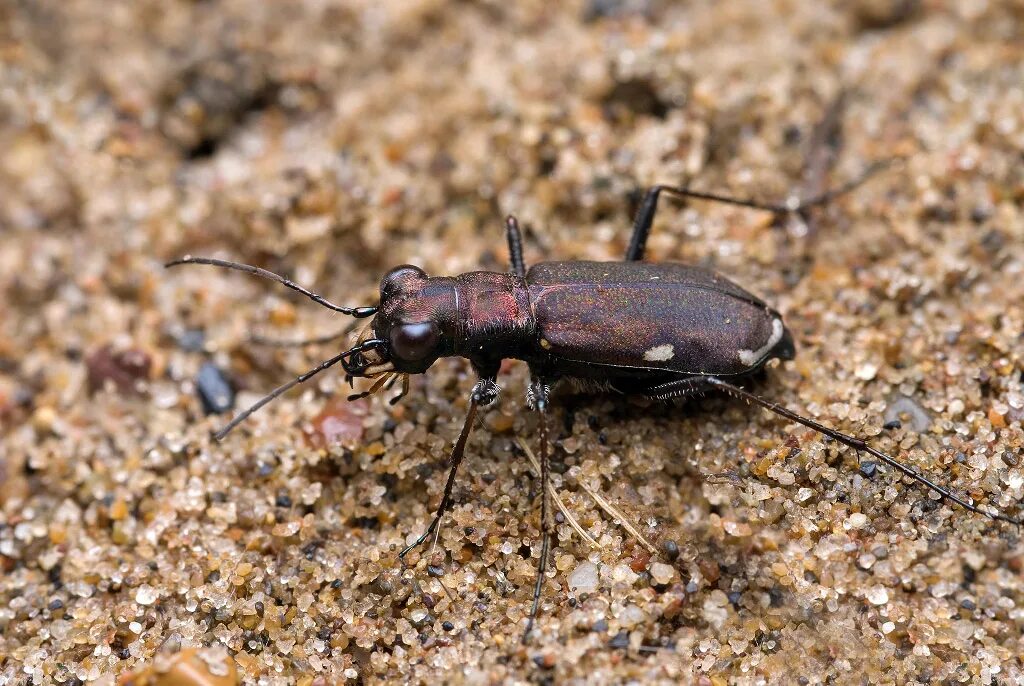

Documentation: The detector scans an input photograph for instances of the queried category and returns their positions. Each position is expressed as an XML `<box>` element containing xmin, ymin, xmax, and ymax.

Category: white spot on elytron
<box><xmin>738</xmin><ymin>318</ymin><xmax>784</xmax><ymax>366</ymax></box>
<box><xmin>643</xmin><ymin>344</ymin><xmax>675</xmax><ymax>362</ymax></box>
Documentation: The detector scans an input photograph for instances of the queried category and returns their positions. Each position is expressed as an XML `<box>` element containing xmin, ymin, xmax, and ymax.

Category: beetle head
<box><xmin>342</xmin><ymin>265</ymin><xmax>453</xmax><ymax>377</ymax></box>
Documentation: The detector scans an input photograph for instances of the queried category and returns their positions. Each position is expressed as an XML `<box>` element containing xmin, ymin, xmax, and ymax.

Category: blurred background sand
<box><xmin>2</xmin><ymin>1</ymin><xmax>1024</xmax><ymax>683</ymax></box>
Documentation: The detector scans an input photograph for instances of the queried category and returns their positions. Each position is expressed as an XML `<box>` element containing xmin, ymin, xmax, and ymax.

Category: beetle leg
<box><xmin>398</xmin><ymin>389</ymin><xmax>481</xmax><ymax>563</ymax></box>
<box><xmin>522</xmin><ymin>377</ymin><xmax>552</xmax><ymax>644</ymax></box>
<box><xmin>398</xmin><ymin>377</ymin><xmax>499</xmax><ymax>564</ymax></box>
<box><xmin>624</xmin><ymin>160</ymin><xmax>892</xmax><ymax>261</ymax></box>
<box><xmin>646</xmin><ymin>375</ymin><xmax>1022</xmax><ymax>527</ymax></box>
<box><xmin>505</xmin><ymin>215</ymin><xmax>527</xmax><ymax>279</ymax></box>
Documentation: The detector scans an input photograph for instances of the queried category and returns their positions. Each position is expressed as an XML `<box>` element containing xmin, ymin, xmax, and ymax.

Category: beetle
<box><xmin>167</xmin><ymin>167</ymin><xmax>1020</xmax><ymax>642</ymax></box>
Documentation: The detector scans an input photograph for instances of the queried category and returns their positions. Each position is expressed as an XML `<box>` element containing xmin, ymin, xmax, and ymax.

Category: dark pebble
<box><xmin>442</xmin><ymin>620</ymin><xmax>454</xmax><ymax>631</ymax></box>
<box><xmin>882</xmin><ymin>419</ymin><xmax>902</xmax><ymax>430</ymax></box>
<box><xmin>427</xmin><ymin>565</ymin><xmax>445</xmax><ymax>578</ymax></box>
<box><xmin>727</xmin><ymin>591</ymin><xmax>742</xmax><ymax>607</ymax></box>
<box><xmin>197</xmin><ymin>363</ymin><xmax>235</xmax><ymax>415</ymax></box>
<box><xmin>177</xmin><ymin>328</ymin><xmax>206</xmax><ymax>352</ymax></box>
<box><xmin>410</xmin><ymin>612</ymin><xmax>434</xmax><ymax>629</ymax></box>
<box><xmin>661</xmin><ymin>539</ymin><xmax>680</xmax><ymax>561</ymax></box>
<box><xmin>1002</xmin><ymin>452</ymin><xmax>1019</xmax><ymax>467</ymax></box>
<box><xmin>859</xmin><ymin>461</ymin><xmax>877</xmax><ymax>478</ymax></box>
<box><xmin>608</xmin><ymin>631</ymin><xmax>629</xmax><ymax>649</ymax></box>
<box><xmin>592</xmin><ymin>619</ymin><xmax>608</xmax><ymax>633</ymax></box>
<box><xmin>275</xmin><ymin>494</ymin><xmax>292</xmax><ymax>508</ymax></box>
<box><xmin>960</xmin><ymin>598</ymin><xmax>976</xmax><ymax>611</ymax></box>
<box><xmin>48</xmin><ymin>598</ymin><xmax>64</xmax><ymax>611</ymax></box>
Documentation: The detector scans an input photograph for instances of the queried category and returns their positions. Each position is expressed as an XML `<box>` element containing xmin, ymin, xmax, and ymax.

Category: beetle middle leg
<box><xmin>645</xmin><ymin>375</ymin><xmax>1021</xmax><ymax>526</ymax></box>
<box><xmin>522</xmin><ymin>376</ymin><xmax>553</xmax><ymax>644</ymax></box>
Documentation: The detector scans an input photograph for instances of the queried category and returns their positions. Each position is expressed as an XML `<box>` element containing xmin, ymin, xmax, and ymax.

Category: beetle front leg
<box><xmin>522</xmin><ymin>377</ymin><xmax>552</xmax><ymax>644</ymax></box>
<box><xmin>398</xmin><ymin>377</ymin><xmax>498</xmax><ymax>562</ymax></box>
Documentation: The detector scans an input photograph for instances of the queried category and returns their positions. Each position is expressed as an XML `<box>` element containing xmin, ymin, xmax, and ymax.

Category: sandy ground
<box><xmin>2</xmin><ymin>1</ymin><xmax>1024</xmax><ymax>684</ymax></box>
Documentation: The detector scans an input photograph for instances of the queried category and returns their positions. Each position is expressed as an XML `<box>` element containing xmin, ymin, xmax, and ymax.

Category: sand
<box><xmin>2</xmin><ymin>1</ymin><xmax>1023</xmax><ymax>683</ymax></box>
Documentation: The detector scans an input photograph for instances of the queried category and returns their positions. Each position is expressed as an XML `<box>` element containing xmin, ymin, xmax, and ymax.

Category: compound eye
<box><xmin>389</xmin><ymin>321</ymin><xmax>439</xmax><ymax>362</ymax></box>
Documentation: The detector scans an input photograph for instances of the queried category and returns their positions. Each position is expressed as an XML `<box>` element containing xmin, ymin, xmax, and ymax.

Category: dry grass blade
<box><xmin>577</xmin><ymin>479</ymin><xmax>658</xmax><ymax>555</ymax></box>
<box><xmin>515</xmin><ymin>437</ymin><xmax>598</xmax><ymax>549</ymax></box>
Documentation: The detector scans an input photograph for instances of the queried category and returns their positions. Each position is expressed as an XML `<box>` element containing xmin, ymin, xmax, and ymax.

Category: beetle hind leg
<box><xmin>647</xmin><ymin>375</ymin><xmax>1021</xmax><ymax>528</ymax></box>
<box><xmin>522</xmin><ymin>377</ymin><xmax>553</xmax><ymax>644</ymax></box>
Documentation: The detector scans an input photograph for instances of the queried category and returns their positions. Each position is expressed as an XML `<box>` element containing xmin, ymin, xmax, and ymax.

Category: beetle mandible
<box><xmin>167</xmin><ymin>166</ymin><xmax>1020</xmax><ymax>641</ymax></box>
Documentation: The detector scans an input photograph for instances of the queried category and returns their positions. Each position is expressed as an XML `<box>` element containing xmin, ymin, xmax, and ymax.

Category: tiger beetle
<box><xmin>167</xmin><ymin>163</ymin><xmax>1021</xmax><ymax>643</ymax></box>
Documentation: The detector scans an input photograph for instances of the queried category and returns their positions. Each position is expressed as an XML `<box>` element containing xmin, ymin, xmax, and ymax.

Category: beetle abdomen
<box><xmin>526</xmin><ymin>261</ymin><xmax>793</xmax><ymax>377</ymax></box>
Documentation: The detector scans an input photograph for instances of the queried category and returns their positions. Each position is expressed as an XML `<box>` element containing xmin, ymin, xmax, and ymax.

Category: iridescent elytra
<box><xmin>166</xmin><ymin>168</ymin><xmax>1020</xmax><ymax>643</ymax></box>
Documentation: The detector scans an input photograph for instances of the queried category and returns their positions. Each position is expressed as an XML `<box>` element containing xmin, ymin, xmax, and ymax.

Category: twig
<box><xmin>516</xmin><ymin>437</ymin><xmax>599</xmax><ymax>549</ymax></box>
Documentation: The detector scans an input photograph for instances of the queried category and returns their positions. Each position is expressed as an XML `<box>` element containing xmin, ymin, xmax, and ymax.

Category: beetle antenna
<box><xmin>165</xmin><ymin>256</ymin><xmax>377</xmax><ymax>318</ymax></box>
<box><xmin>212</xmin><ymin>350</ymin><xmax>349</xmax><ymax>440</ymax></box>
<box><xmin>703</xmin><ymin>377</ymin><xmax>1022</xmax><ymax>528</ymax></box>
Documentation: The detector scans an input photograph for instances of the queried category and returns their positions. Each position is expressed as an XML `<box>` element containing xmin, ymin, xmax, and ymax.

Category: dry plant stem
<box><xmin>516</xmin><ymin>437</ymin><xmax>599</xmax><ymax>549</ymax></box>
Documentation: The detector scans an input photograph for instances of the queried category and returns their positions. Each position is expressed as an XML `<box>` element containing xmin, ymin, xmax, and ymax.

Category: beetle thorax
<box><xmin>450</xmin><ymin>271</ymin><xmax>535</xmax><ymax>363</ymax></box>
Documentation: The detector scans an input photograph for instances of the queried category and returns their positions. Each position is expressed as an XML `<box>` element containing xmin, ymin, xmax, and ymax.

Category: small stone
<box><xmin>649</xmin><ymin>562</ymin><xmax>676</xmax><ymax>585</ymax></box>
<box><xmin>845</xmin><ymin>513</ymin><xmax>869</xmax><ymax>530</ymax></box>
<box><xmin>885</xmin><ymin>396</ymin><xmax>932</xmax><ymax>432</ymax></box>
<box><xmin>296</xmin><ymin>592</ymin><xmax>315</xmax><ymax>611</ymax></box>
<box><xmin>272</xmin><ymin>521</ymin><xmax>301</xmax><ymax>537</ymax></box>
<box><xmin>177</xmin><ymin>329</ymin><xmax>206</xmax><ymax>352</ymax></box>
<box><xmin>119</xmin><ymin>648</ymin><xmax>237</xmax><ymax>686</ymax></box>
<box><xmin>608</xmin><ymin>631</ymin><xmax>629</xmax><ymax>649</ymax></box>
<box><xmin>617</xmin><ymin>604</ymin><xmax>646</xmax><ymax>628</ymax></box>
<box><xmin>855</xmin><ymin>363</ymin><xmax>878</xmax><ymax>381</ymax></box>
<box><xmin>568</xmin><ymin>561</ymin><xmax>599</xmax><ymax>594</ymax></box>
<box><xmin>308</xmin><ymin>398</ymin><xmax>366</xmax><ymax>448</ymax></box>
<box><xmin>866</xmin><ymin>586</ymin><xmax>889</xmax><ymax>605</ymax></box>
<box><xmin>196</xmin><ymin>363</ymin><xmax>235</xmax><ymax>415</ymax></box>
<box><xmin>135</xmin><ymin>585</ymin><xmax>158</xmax><ymax>605</ymax></box>
<box><xmin>723</xmin><ymin>520</ymin><xmax>752</xmax><ymax>537</ymax></box>
<box><xmin>110</xmin><ymin>499</ymin><xmax>129</xmax><ymax>520</ymax></box>
<box><xmin>86</xmin><ymin>344</ymin><xmax>152</xmax><ymax>394</ymax></box>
